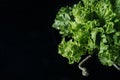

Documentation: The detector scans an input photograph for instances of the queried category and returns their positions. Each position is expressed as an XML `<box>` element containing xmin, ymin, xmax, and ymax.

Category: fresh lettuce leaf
<box><xmin>52</xmin><ymin>0</ymin><xmax>120</xmax><ymax>68</ymax></box>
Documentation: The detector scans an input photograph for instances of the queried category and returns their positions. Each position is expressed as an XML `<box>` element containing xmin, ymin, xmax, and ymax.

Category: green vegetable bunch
<box><xmin>52</xmin><ymin>0</ymin><xmax>120</xmax><ymax>76</ymax></box>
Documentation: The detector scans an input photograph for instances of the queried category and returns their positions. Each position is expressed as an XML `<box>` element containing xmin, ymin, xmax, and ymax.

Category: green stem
<box><xmin>78</xmin><ymin>55</ymin><xmax>92</xmax><ymax>76</ymax></box>
<box><xmin>113</xmin><ymin>63</ymin><xmax>120</xmax><ymax>71</ymax></box>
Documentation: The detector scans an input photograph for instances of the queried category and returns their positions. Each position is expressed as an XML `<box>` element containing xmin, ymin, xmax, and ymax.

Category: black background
<box><xmin>0</xmin><ymin>0</ymin><xmax>120</xmax><ymax>80</ymax></box>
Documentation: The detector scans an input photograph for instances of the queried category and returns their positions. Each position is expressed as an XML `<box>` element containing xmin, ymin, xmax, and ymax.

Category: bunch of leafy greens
<box><xmin>52</xmin><ymin>0</ymin><xmax>120</xmax><ymax>69</ymax></box>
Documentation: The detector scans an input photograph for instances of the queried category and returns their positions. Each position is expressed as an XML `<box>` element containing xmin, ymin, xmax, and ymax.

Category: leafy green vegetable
<box><xmin>52</xmin><ymin>0</ymin><xmax>120</xmax><ymax>71</ymax></box>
